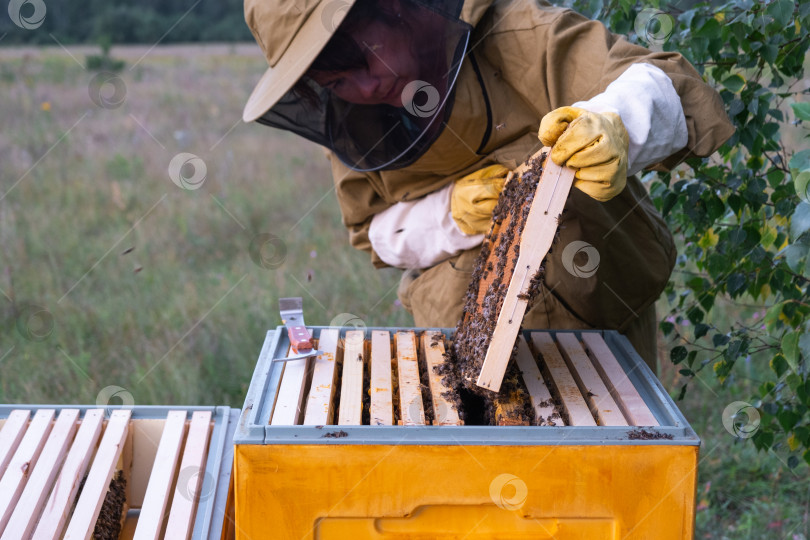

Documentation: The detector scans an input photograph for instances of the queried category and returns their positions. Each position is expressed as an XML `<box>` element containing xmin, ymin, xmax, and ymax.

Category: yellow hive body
<box><xmin>235</xmin><ymin>443</ymin><xmax>697</xmax><ymax>539</ymax></box>
<box><xmin>233</xmin><ymin>327</ymin><xmax>700</xmax><ymax>540</ymax></box>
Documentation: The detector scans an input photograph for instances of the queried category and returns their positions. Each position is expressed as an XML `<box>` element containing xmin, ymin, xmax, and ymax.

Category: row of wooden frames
<box><xmin>270</xmin><ymin>330</ymin><xmax>659</xmax><ymax>427</ymax></box>
<box><xmin>0</xmin><ymin>408</ymin><xmax>212</xmax><ymax>539</ymax></box>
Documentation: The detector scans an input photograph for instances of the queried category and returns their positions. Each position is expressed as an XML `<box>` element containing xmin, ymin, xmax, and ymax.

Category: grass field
<box><xmin>0</xmin><ymin>44</ymin><xmax>807</xmax><ymax>538</ymax></box>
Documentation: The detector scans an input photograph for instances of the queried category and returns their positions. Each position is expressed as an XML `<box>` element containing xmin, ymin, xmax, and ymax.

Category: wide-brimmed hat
<box><xmin>243</xmin><ymin>0</ymin><xmax>356</xmax><ymax>122</ymax></box>
<box><xmin>244</xmin><ymin>0</ymin><xmax>471</xmax><ymax>171</ymax></box>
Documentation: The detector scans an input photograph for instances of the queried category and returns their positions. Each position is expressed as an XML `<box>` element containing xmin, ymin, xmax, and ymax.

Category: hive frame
<box><xmin>0</xmin><ymin>405</ymin><xmax>237</xmax><ymax>540</ymax></box>
<box><xmin>236</xmin><ymin>326</ymin><xmax>698</xmax><ymax>446</ymax></box>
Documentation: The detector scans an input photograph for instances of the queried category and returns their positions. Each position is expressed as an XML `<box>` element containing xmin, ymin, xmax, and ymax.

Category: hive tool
<box><xmin>274</xmin><ymin>297</ymin><xmax>323</xmax><ymax>362</ymax></box>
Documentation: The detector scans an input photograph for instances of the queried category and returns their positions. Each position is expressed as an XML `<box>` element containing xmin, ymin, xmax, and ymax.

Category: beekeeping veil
<box><xmin>243</xmin><ymin>0</ymin><xmax>471</xmax><ymax>171</ymax></box>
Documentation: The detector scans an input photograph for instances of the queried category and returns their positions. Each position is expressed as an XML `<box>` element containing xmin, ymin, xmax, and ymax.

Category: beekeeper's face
<box><xmin>263</xmin><ymin>0</ymin><xmax>471</xmax><ymax>171</ymax></box>
<box><xmin>310</xmin><ymin>19</ymin><xmax>419</xmax><ymax>107</ymax></box>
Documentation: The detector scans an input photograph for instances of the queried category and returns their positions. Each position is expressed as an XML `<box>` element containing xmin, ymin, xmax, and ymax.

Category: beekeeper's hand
<box><xmin>450</xmin><ymin>164</ymin><xmax>510</xmax><ymax>235</ymax></box>
<box><xmin>538</xmin><ymin>106</ymin><xmax>629</xmax><ymax>202</ymax></box>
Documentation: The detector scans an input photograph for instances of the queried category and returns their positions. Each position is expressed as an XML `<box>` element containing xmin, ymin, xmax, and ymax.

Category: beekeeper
<box><xmin>242</xmin><ymin>0</ymin><xmax>733</xmax><ymax>369</ymax></box>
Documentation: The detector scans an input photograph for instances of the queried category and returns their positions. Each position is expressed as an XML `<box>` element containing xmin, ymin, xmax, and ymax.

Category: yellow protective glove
<box><xmin>538</xmin><ymin>106</ymin><xmax>629</xmax><ymax>202</ymax></box>
<box><xmin>450</xmin><ymin>164</ymin><xmax>510</xmax><ymax>235</ymax></box>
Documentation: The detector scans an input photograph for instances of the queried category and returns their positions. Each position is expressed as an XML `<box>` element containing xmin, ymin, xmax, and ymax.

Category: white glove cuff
<box><xmin>369</xmin><ymin>184</ymin><xmax>484</xmax><ymax>269</ymax></box>
<box><xmin>573</xmin><ymin>63</ymin><xmax>688</xmax><ymax>176</ymax></box>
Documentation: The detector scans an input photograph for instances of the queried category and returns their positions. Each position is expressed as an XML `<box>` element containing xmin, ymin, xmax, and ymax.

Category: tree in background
<box><xmin>568</xmin><ymin>0</ymin><xmax>810</xmax><ymax>467</ymax></box>
<box><xmin>0</xmin><ymin>0</ymin><xmax>253</xmax><ymax>44</ymax></box>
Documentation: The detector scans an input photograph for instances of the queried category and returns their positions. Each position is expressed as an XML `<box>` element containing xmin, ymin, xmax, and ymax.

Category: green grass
<box><xmin>658</xmin><ymin>293</ymin><xmax>810</xmax><ymax>537</ymax></box>
<box><xmin>0</xmin><ymin>45</ymin><xmax>807</xmax><ymax>537</ymax></box>
<box><xmin>0</xmin><ymin>46</ymin><xmax>411</xmax><ymax>408</ymax></box>
<box><xmin>668</xmin><ymin>365</ymin><xmax>810</xmax><ymax>538</ymax></box>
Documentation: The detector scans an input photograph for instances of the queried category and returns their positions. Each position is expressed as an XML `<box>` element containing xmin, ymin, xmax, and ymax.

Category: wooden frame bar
<box><xmin>555</xmin><ymin>333</ymin><xmax>628</xmax><ymax>426</ymax></box>
<box><xmin>272</xmin><ymin>336</ymin><xmax>314</xmax><ymax>426</ymax></box>
<box><xmin>515</xmin><ymin>336</ymin><xmax>562</xmax><ymax>426</ymax></box>
<box><xmin>303</xmin><ymin>328</ymin><xmax>341</xmax><ymax>426</ymax></box>
<box><xmin>2</xmin><ymin>409</ymin><xmax>79</xmax><ymax>539</ymax></box>
<box><xmin>0</xmin><ymin>408</ymin><xmax>55</xmax><ymax>534</ymax></box>
<box><xmin>338</xmin><ymin>330</ymin><xmax>365</xmax><ymax>425</ymax></box>
<box><xmin>396</xmin><ymin>332</ymin><xmax>425</xmax><ymax>426</ymax></box>
<box><xmin>477</xmin><ymin>151</ymin><xmax>576</xmax><ymax>392</ymax></box>
<box><xmin>164</xmin><ymin>411</ymin><xmax>213</xmax><ymax>540</ymax></box>
<box><xmin>133</xmin><ymin>410</ymin><xmax>188</xmax><ymax>540</ymax></box>
<box><xmin>421</xmin><ymin>332</ymin><xmax>462</xmax><ymax>426</ymax></box>
<box><xmin>0</xmin><ymin>410</ymin><xmax>30</xmax><ymax>478</ymax></box>
<box><xmin>580</xmin><ymin>333</ymin><xmax>659</xmax><ymax>426</ymax></box>
<box><xmin>369</xmin><ymin>331</ymin><xmax>394</xmax><ymax>426</ymax></box>
<box><xmin>63</xmin><ymin>409</ymin><xmax>131</xmax><ymax>540</ymax></box>
<box><xmin>531</xmin><ymin>333</ymin><xmax>596</xmax><ymax>426</ymax></box>
<box><xmin>32</xmin><ymin>409</ymin><xmax>105</xmax><ymax>540</ymax></box>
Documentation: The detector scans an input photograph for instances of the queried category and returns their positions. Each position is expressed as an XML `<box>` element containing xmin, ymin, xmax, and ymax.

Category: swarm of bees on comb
<box><xmin>438</xmin><ymin>152</ymin><xmax>565</xmax><ymax>425</ymax></box>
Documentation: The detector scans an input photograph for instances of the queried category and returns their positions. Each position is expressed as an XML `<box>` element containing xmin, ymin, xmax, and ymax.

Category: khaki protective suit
<box><xmin>328</xmin><ymin>0</ymin><xmax>734</xmax><ymax>369</ymax></box>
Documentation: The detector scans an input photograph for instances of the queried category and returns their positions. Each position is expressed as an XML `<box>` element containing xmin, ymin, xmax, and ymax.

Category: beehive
<box><xmin>0</xmin><ymin>405</ymin><xmax>237</xmax><ymax>539</ymax></box>
<box><xmin>234</xmin><ymin>326</ymin><xmax>700</xmax><ymax>539</ymax></box>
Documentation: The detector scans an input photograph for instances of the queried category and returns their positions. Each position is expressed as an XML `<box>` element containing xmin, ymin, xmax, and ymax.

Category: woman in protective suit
<box><xmin>242</xmin><ymin>0</ymin><xmax>733</xmax><ymax>370</ymax></box>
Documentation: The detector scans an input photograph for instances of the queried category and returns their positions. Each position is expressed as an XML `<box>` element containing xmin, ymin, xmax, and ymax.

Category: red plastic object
<box><xmin>288</xmin><ymin>326</ymin><xmax>313</xmax><ymax>353</ymax></box>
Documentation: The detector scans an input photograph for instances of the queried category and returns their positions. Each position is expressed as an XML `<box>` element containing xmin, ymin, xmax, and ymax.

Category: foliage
<box><xmin>570</xmin><ymin>0</ymin><xmax>810</xmax><ymax>467</ymax></box>
<box><xmin>0</xmin><ymin>0</ymin><xmax>253</xmax><ymax>45</ymax></box>
<box><xmin>85</xmin><ymin>36</ymin><xmax>126</xmax><ymax>72</ymax></box>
